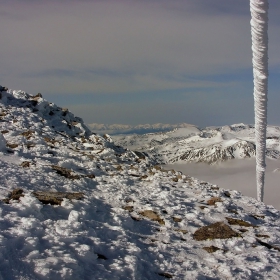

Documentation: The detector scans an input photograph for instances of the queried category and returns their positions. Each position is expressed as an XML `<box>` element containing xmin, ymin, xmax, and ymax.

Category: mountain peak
<box><xmin>0</xmin><ymin>87</ymin><xmax>279</xmax><ymax>279</ymax></box>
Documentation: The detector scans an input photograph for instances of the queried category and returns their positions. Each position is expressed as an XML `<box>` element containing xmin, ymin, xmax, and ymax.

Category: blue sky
<box><xmin>1</xmin><ymin>0</ymin><xmax>280</xmax><ymax>127</ymax></box>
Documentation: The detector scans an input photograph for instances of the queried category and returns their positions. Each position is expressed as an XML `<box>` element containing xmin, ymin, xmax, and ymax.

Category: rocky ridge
<box><xmin>0</xmin><ymin>87</ymin><xmax>279</xmax><ymax>279</ymax></box>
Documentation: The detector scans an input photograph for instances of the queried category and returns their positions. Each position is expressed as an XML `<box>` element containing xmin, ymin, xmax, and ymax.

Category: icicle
<box><xmin>250</xmin><ymin>0</ymin><xmax>269</xmax><ymax>202</ymax></box>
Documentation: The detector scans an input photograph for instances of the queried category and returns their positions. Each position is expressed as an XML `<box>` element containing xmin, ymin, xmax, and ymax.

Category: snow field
<box><xmin>0</xmin><ymin>89</ymin><xmax>279</xmax><ymax>279</ymax></box>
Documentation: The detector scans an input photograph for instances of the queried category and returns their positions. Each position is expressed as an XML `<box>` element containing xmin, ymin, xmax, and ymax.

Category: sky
<box><xmin>1</xmin><ymin>0</ymin><xmax>280</xmax><ymax>127</ymax></box>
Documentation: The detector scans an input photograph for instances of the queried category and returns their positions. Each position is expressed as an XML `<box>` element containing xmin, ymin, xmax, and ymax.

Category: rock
<box><xmin>174</xmin><ymin>228</ymin><xmax>188</xmax><ymax>234</ymax></box>
<box><xmin>256</xmin><ymin>239</ymin><xmax>280</xmax><ymax>252</ymax></box>
<box><xmin>20</xmin><ymin>161</ymin><xmax>31</xmax><ymax>168</ymax></box>
<box><xmin>193</xmin><ymin>222</ymin><xmax>240</xmax><ymax>241</ymax></box>
<box><xmin>207</xmin><ymin>197</ymin><xmax>223</xmax><ymax>205</ymax></box>
<box><xmin>0</xmin><ymin>86</ymin><xmax>8</xmax><ymax>92</ymax></box>
<box><xmin>6</xmin><ymin>143</ymin><xmax>18</xmax><ymax>149</ymax></box>
<box><xmin>2</xmin><ymin>188</ymin><xmax>24</xmax><ymax>204</ymax></box>
<box><xmin>203</xmin><ymin>245</ymin><xmax>221</xmax><ymax>253</ymax></box>
<box><xmin>139</xmin><ymin>210</ymin><xmax>165</xmax><ymax>225</ymax></box>
<box><xmin>32</xmin><ymin>191</ymin><xmax>84</xmax><ymax>205</ymax></box>
<box><xmin>158</xmin><ymin>272</ymin><xmax>173</xmax><ymax>278</ymax></box>
<box><xmin>172</xmin><ymin>217</ymin><xmax>182</xmax><ymax>223</ymax></box>
<box><xmin>255</xmin><ymin>234</ymin><xmax>270</xmax><ymax>238</ymax></box>
<box><xmin>123</xmin><ymin>205</ymin><xmax>134</xmax><ymax>212</ymax></box>
<box><xmin>224</xmin><ymin>191</ymin><xmax>231</xmax><ymax>197</ymax></box>
<box><xmin>21</xmin><ymin>130</ymin><xmax>34</xmax><ymax>139</ymax></box>
<box><xmin>133</xmin><ymin>151</ymin><xmax>146</xmax><ymax>159</ymax></box>
<box><xmin>226</xmin><ymin>217</ymin><xmax>256</xmax><ymax>227</ymax></box>
<box><xmin>51</xmin><ymin>165</ymin><xmax>80</xmax><ymax>180</ymax></box>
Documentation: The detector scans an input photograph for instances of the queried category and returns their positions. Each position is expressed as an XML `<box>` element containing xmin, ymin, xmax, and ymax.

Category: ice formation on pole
<box><xmin>250</xmin><ymin>0</ymin><xmax>269</xmax><ymax>201</ymax></box>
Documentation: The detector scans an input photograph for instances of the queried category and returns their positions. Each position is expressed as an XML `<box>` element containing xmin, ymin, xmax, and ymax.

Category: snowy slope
<box><xmin>113</xmin><ymin>124</ymin><xmax>280</xmax><ymax>164</ymax></box>
<box><xmin>0</xmin><ymin>88</ymin><xmax>280</xmax><ymax>279</ymax></box>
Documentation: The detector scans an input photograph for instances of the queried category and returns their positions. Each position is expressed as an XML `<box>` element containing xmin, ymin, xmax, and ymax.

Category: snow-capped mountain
<box><xmin>113</xmin><ymin>124</ymin><xmax>280</xmax><ymax>164</ymax></box>
<box><xmin>0</xmin><ymin>87</ymin><xmax>280</xmax><ymax>279</ymax></box>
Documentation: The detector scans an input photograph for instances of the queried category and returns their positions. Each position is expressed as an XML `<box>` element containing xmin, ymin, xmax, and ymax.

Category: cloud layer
<box><xmin>1</xmin><ymin>0</ymin><xmax>280</xmax><ymax>126</ymax></box>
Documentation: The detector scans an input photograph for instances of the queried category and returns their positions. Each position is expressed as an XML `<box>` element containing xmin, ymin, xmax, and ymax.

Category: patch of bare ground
<box><xmin>203</xmin><ymin>245</ymin><xmax>221</xmax><ymax>253</ymax></box>
<box><xmin>20</xmin><ymin>161</ymin><xmax>31</xmax><ymax>168</ymax></box>
<box><xmin>32</xmin><ymin>191</ymin><xmax>84</xmax><ymax>205</ymax></box>
<box><xmin>139</xmin><ymin>210</ymin><xmax>165</xmax><ymax>225</ymax></box>
<box><xmin>174</xmin><ymin>228</ymin><xmax>188</xmax><ymax>234</ymax></box>
<box><xmin>123</xmin><ymin>205</ymin><xmax>134</xmax><ymax>212</ymax></box>
<box><xmin>255</xmin><ymin>234</ymin><xmax>270</xmax><ymax>238</ymax></box>
<box><xmin>193</xmin><ymin>222</ymin><xmax>240</xmax><ymax>241</ymax></box>
<box><xmin>21</xmin><ymin>130</ymin><xmax>34</xmax><ymax>139</ymax></box>
<box><xmin>51</xmin><ymin>165</ymin><xmax>80</xmax><ymax>179</ymax></box>
<box><xmin>6</xmin><ymin>143</ymin><xmax>19</xmax><ymax>149</ymax></box>
<box><xmin>51</xmin><ymin>165</ymin><xmax>95</xmax><ymax>180</ymax></box>
<box><xmin>2</xmin><ymin>188</ymin><xmax>84</xmax><ymax>205</ymax></box>
<box><xmin>207</xmin><ymin>197</ymin><xmax>223</xmax><ymax>205</ymax></box>
<box><xmin>2</xmin><ymin>188</ymin><xmax>24</xmax><ymax>204</ymax></box>
<box><xmin>226</xmin><ymin>217</ymin><xmax>256</xmax><ymax>227</ymax></box>
<box><xmin>172</xmin><ymin>217</ymin><xmax>182</xmax><ymax>222</ymax></box>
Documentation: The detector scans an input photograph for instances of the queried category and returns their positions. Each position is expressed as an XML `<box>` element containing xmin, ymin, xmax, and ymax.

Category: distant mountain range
<box><xmin>112</xmin><ymin>123</ymin><xmax>280</xmax><ymax>164</ymax></box>
<box><xmin>87</xmin><ymin>122</ymin><xmax>194</xmax><ymax>135</ymax></box>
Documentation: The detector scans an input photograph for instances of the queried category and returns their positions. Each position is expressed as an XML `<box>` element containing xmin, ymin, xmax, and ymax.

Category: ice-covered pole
<box><xmin>250</xmin><ymin>0</ymin><xmax>269</xmax><ymax>202</ymax></box>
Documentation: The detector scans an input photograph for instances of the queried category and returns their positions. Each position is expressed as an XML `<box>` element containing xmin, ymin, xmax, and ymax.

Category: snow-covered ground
<box><xmin>0</xmin><ymin>88</ymin><xmax>280</xmax><ymax>279</ymax></box>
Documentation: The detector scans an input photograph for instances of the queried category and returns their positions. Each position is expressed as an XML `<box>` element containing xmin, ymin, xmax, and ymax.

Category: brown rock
<box><xmin>172</xmin><ymin>217</ymin><xmax>182</xmax><ymax>223</ymax></box>
<box><xmin>33</xmin><ymin>191</ymin><xmax>84</xmax><ymax>205</ymax></box>
<box><xmin>139</xmin><ymin>210</ymin><xmax>165</xmax><ymax>225</ymax></box>
<box><xmin>51</xmin><ymin>165</ymin><xmax>80</xmax><ymax>180</ymax></box>
<box><xmin>7</xmin><ymin>143</ymin><xmax>18</xmax><ymax>149</ymax></box>
<box><xmin>123</xmin><ymin>205</ymin><xmax>134</xmax><ymax>212</ymax></box>
<box><xmin>2</xmin><ymin>188</ymin><xmax>24</xmax><ymax>204</ymax></box>
<box><xmin>20</xmin><ymin>161</ymin><xmax>31</xmax><ymax>168</ymax></box>
<box><xmin>174</xmin><ymin>228</ymin><xmax>188</xmax><ymax>234</ymax></box>
<box><xmin>255</xmin><ymin>234</ymin><xmax>270</xmax><ymax>238</ymax></box>
<box><xmin>207</xmin><ymin>197</ymin><xmax>223</xmax><ymax>205</ymax></box>
<box><xmin>226</xmin><ymin>217</ymin><xmax>256</xmax><ymax>227</ymax></box>
<box><xmin>203</xmin><ymin>245</ymin><xmax>221</xmax><ymax>253</ymax></box>
<box><xmin>193</xmin><ymin>222</ymin><xmax>240</xmax><ymax>241</ymax></box>
<box><xmin>158</xmin><ymin>272</ymin><xmax>173</xmax><ymax>278</ymax></box>
<box><xmin>21</xmin><ymin>130</ymin><xmax>34</xmax><ymax>139</ymax></box>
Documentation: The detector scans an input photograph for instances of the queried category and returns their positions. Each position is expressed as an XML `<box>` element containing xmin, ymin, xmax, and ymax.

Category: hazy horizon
<box><xmin>166</xmin><ymin>159</ymin><xmax>280</xmax><ymax>211</ymax></box>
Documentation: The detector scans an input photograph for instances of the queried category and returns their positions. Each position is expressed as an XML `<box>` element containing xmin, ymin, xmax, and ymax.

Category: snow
<box><xmin>0</xmin><ymin>88</ymin><xmax>280</xmax><ymax>279</ymax></box>
<box><xmin>113</xmin><ymin>124</ymin><xmax>280</xmax><ymax>165</ymax></box>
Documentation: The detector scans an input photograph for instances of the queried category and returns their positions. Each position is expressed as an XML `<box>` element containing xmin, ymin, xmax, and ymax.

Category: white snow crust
<box><xmin>0</xmin><ymin>88</ymin><xmax>279</xmax><ymax>279</ymax></box>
